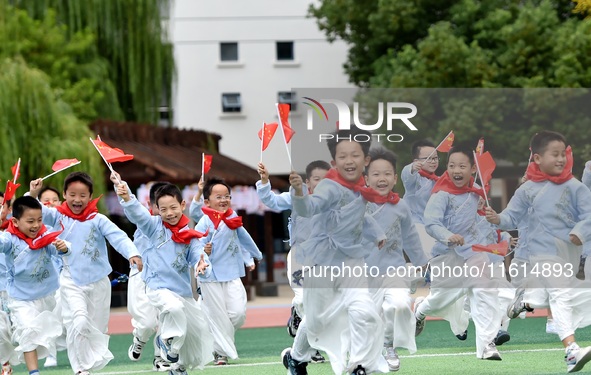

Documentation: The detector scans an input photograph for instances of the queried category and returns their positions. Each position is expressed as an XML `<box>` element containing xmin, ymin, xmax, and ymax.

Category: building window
<box><xmin>276</xmin><ymin>41</ymin><xmax>294</xmax><ymax>61</ymax></box>
<box><xmin>278</xmin><ymin>91</ymin><xmax>297</xmax><ymax>111</ymax></box>
<box><xmin>222</xmin><ymin>93</ymin><xmax>241</xmax><ymax>113</ymax></box>
<box><xmin>220</xmin><ymin>42</ymin><xmax>239</xmax><ymax>62</ymax></box>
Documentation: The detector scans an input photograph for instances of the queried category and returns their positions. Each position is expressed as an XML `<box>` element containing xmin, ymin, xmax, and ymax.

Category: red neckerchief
<box><xmin>374</xmin><ymin>191</ymin><xmax>400</xmax><ymax>205</ymax></box>
<box><xmin>55</xmin><ymin>196</ymin><xmax>101</xmax><ymax>222</ymax></box>
<box><xmin>525</xmin><ymin>146</ymin><xmax>573</xmax><ymax>184</ymax></box>
<box><xmin>6</xmin><ymin>221</ymin><xmax>64</xmax><ymax>250</ymax></box>
<box><xmin>201</xmin><ymin>206</ymin><xmax>243</xmax><ymax>230</ymax></box>
<box><xmin>325</xmin><ymin>168</ymin><xmax>386</xmax><ymax>203</ymax></box>
<box><xmin>418</xmin><ymin>169</ymin><xmax>440</xmax><ymax>181</ymax></box>
<box><xmin>163</xmin><ymin>215</ymin><xmax>208</xmax><ymax>245</ymax></box>
<box><xmin>0</xmin><ymin>219</ymin><xmax>9</xmax><ymax>230</ymax></box>
<box><xmin>431</xmin><ymin>172</ymin><xmax>486</xmax><ymax>199</ymax></box>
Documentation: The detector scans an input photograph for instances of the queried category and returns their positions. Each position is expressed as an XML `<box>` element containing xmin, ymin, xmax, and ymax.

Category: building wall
<box><xmin>171</xmin><ymin>0</ymin><xmax>355</xmax><ymax>175</ymax></box>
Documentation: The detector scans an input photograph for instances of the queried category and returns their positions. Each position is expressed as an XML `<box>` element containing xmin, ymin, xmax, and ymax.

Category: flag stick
<box><xmin>275</xmin><ymin>103</ymin><xmax>293</xmax><ymax>169</ymax></box>
<box><xmin>426</xmin><ymin>130</ymin><xmax>454</xmax><ymax>160</ymax></box>
<box><xmin>41</xmin><ymin>161</ymin><xmax>81</xmax><ymax>181</ymax></box>
<box><xmin>260</xmin><ymin>122</ymin><xmax>265</xmax><ymax>163</ymax></box>
<box><xmin>13</xmin><ymin>158</ymin><xmax>20</xmax><ymax>184</ymax></box>
<box><xmin>202</xmin><ymin>152</ymin><xmax>205</xmax><ymax>178</ymax></box>
<box><xmin>473</xmin><ymin>151</ymin><xmax>490</xmax><ymax>207</ymax></box>
<box><xmin>89</xmin><ymin>137</ymin><xmax>121</xmax><ymax>184</ymax></box>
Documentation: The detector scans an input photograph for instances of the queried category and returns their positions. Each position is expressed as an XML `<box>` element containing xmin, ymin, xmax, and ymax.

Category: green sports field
<box><xmin>13</xmin><ymin>318</ymin><xmax>591</xmax><ymax>374</ymax></box>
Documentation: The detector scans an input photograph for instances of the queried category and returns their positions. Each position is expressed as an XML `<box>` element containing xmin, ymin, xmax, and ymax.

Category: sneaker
<box><xmin>153</xmin><ymin>356</ymin><xmax>172</xmax><ymax>372</ymax></box>
<box><xmin>1</xmin><ymin>363</ymin><xmax>11</xmax><ymax>375</ymax></box>
<box><xmin>76</xmin><ymin>371</ymin><xmax>91</xmax><ymax>375</ymax></box>
<box><xmin>214</xmin><ymin>353</ymin><xmax>228</xmax><ymax>365</ymax></box>
<box><xmin>311</xmin><ymin>350</ymin><xmax>325</xmax><ymax>363</ymax></box>
<box><xmin>384</xmin><ymin>346</ymin><xmax>400</xmax><ymax>371</ymax></box>
<box><xmin>281</xmin><ymin>347</ymin><xmax>308</xmax><ymax>375</ymax></box>
<box><xmin>287</xmin><ymin>306</ymin><xmax>301</xmax><ymax>338</ymax></box>
<box><xmin>494</xmin><ymin>330</ymin><xmax>511</xmax><ymax>346</ymax></box>
<box><xmin>44</xmin><ymin>355</ymin><xmax>58</xmax><ymax>367</ymax></box>
<box><xmin>481</xmin><ymin>342</ymin><xmax>502</xmax><ymax>360</ymax></box>
<box><xmin>351</xmin><ymin>365</ymin><xmax>367</xmax><ymax>375</ymax></box>
<box><xmin>414</xmin><ymin>296</ymin><xmax>426</xmax><ymax>336</ymax></box>
<box><xmin>156</xmin><ymin>335</ymin><xmax>179</xmax><ymax>363</ymax></box>
<box><xmin>566</xmin><ymin>344</ymin><xmax>591</xmax><ymax>372</ymax></box>
<box><xmin>128</xmin><ymin>336</ymin><xmax>146</xmax><ymax>361</ymax></box>
<box><xmin>168</xmin><ymin>364</ymin><xmax>187</xmax><ymax>375</ymax></box>
<box><xmin>507</xmin><ymin>288</ymin><xmax>534</xmax><ymax>319</ymax></box>
<box><xmin>455</xmin><ymin>329</ymin><xmax>468</xmax><ymax>341</ymax></box>
<box><xmin>546</xmin><ymin>318</ymin><xmax>558</xmax><ymax>335</ymax></box>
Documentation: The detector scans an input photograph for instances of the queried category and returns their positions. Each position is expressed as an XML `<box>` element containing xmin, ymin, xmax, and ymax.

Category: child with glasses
<box><xmin>195</xmin><ymin>177</ymin><xmax>263</xmax><ymax>365</ymax></box>
<box><xmin>401</xmin><ymin>140</ymin><xmax>441</xmax><ymax>259</ymax></box>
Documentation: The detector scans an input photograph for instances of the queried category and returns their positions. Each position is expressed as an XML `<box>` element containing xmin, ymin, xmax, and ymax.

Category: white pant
<box><xmin>298</xmin><ymin>260</ymin><xmax>389</xmax><ymax>374</ymax></box>
<box><xmin>200</xmin><ymin>279</ymin><xmax>247</xmax><ymax>359</ymax></box>
<box><xmin>0</xmin><ymin>291</ymin><xmax>18</xmax><ymax>364</ymax></box>
<box><xmin>417</xmin><ymin>252</ymin><xmax>499</xmax><ymax>358</ymax></box>
<box><xmin>287</xmin><ymin>248</ymin><xmax>304</xmax><ymax>316</ymax></box>
<box><xmin>416</xmin><ymin>223</ymin><xmax>436</xmax><ymax>260</ymax></box>
<box><xmin>60</xmin><ymin>271</ymin><xmax>113</xmax><ymax>373</ymax></box>
<box><xmin>370</xmin><ymin>285</ymin><xmax>416</xmax><ymax>353</ymax></box>
<box><xmin>8</xmin><ymin>294</ymin><xmax>61</xmax><ymax>361</ymax></box>
<box><xmin>52</xmin><ymin>289</ymin><xmax>67</xmax><ymax>352</ymax></box>
<box><xmin>146</xmin><ymin>287</ymin><xmax>213</xmax><ymax>369</ymax></box>
<box><xmin>128</xmin><ymin>269</ymin><xmax>159</xmax><ymax>355</ymax></box>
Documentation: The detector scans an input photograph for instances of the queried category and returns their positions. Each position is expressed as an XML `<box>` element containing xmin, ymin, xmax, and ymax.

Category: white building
<box><xmin>170</xmin><ymin>0</ymin><xmax>355</xmax><ymax>175</ymax></box>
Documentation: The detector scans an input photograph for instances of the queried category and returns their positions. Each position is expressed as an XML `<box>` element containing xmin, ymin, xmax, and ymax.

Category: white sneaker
<box><xmin>153</xmin><ymin>356</ymin><xmax>171</xmax><ymax>372</ymax></box>
<box><xmin>384</xmin><ymin>346</ymin><xmax>400</xmax><ymax>371</ymax></box>
<box><xmin>481</xmin><ymin>342</ymin><xmax>502</xmax><ymax>360</ymax></box>
<box><xmin>1</xmin><ymin>362</ymin><xmax>12</xmax><ymax>375</ymax></box>
<box><xmin>128</xmin><ymin>336</ymin><xmax>146</xmax><ymax>361</ymax></box>
<box><xmin>44</xmin><ymin>355</ymin><xmax>57</xmax><ymax>367</ymax></box>
<box><xmin>414</xmin><ymin>296</ymin><xmax>426</xmax><ymax>336</ymax></box>
<box><xmin>566</xmin><ymin>344</ymin><xmax>591</xmax><ymax>373</ymax></box>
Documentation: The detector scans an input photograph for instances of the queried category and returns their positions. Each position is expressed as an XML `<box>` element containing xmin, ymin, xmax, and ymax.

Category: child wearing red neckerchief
<box><xmin>415</xmin><ymin>143</ymin><xmax>502</xmax><ymax>362</ymax></box>
<box><xmin>486</xmin><ymin>130</ymin><xmax>591</xmax><ymax>372</ymax></box>
<box><xmin>29</xmin><ymin>172</ymin><xmax>143</xmax><ymax>375</ymax></box>
<box><xmin>0</xmin><ymin>191</ymin><xmax>16</xmax><ymax>375</ymax></box>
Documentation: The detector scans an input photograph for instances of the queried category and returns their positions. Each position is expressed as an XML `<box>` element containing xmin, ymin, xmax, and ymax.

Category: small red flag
<box><xmin>52</xmin><ymin>158</ymin><xmax>80</xmax><ymax>171</ymax></box>
<box><xmin>91</xmin><ymin>138</ymin><xmax>134</xmax><ymax>163</ymax></box>
<box><xmin>10</xmin><ymin>160</ymin><xmax>20</xmax><ymax>181</ymax></box>
<box><xmin>203</xmin><ymin>154</ymin><xmax>213</xmax><ymax>174</ymax></box>
<box><xmin>476</xmin><ymin>138</ymin><xmax>484</xmax><ymax>155</ymax></box>
<box><xmin>436</xmin><ymin>131</ymin><xmax>455</xmax><ymax>152</ymax></box>
<box><xmin>475</xmin><ymin>151</ymin><xmax>496</xmax><ymax>188</ymax></box>
<box><xmin>3</xmin><ymin>181</ymin><xmax>20</xmax><ymax>204</ymax></box>
<box><xmin>472</xmin><ymin>240</ymin><xmax>509</xmax><ymax>257</ymax></box>
<box><xmin>277</xmin><ymin>103</ymin><xmax>295</xmax><ymax>144</ymax></box>
<box><xmin>258</xmin><ymin>123</ymin><xmax>278</xmax><ymax>151</ymax></box>
<box><xmin>202</xmin><ymin>207</ymin><xmax>224</xmax><ymax>229</ymax></box>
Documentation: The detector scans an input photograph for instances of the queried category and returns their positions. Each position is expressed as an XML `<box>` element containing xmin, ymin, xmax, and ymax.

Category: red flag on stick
<box><xmin>258</xmin><ymin>123</ymin><xmax>278</xmax><ymax>151</ymax></box>
<box><xmin>472</xmin><ymin>240</ymin><xmax>509</xmax><ymax>257</ymax></box>
<box><xmin>11</xmin><ymin>160</ymin><xmax>20</xmax><ymax>181</ymax></box>
<box><xmin>91</xmin><ymin>137</ymin><xmax>134</xmax><ymax>163</ymax></box>
<box><xmin>202</xmin><ymin>154</ymin><xmax>213</xmax><ymax>175</ymax></box>
<box><xmin>3</xmin><ymin>181</ymin><xmax>20</xmax><ymax>204</ymax></box>
<box><xmin>436</xmin><ymin>131</ymin><xmax>455</xmax><ymax>152</ymax></box>
<box><xmin>52</xmin><ymin>158</ymin><xmax>80</xmax><ymax>171</ymax></box>
<box><xmin>476</xmin><ymin>138</ymin><xmax>484</xmax><ymax>155</ymax></box>
<box><xmin>475</xmin><ymin>151</ymin><xmax>496</xmax><ymax>189</ymax></box>
<box><xmin>277</xmin><ymin>103</ymin><xmax>295</xmax><ymax>144</ymax></box>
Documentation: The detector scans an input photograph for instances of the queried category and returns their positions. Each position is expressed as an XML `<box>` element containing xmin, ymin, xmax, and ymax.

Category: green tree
<box><xmin>11</xmin><ymin>0</ymin><xmax>175</xmax><ymax>124</ymax></box>
<box><xmin>0</xmin><ymin>58</ymin><xmax>105</xmax><ymax>199</ymax></box>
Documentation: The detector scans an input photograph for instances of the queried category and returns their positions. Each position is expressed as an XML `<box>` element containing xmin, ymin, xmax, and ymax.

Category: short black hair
<box><xmin>149</xmin><ymin>182</ymin><xmax>171</xmax><ymax>205</ymax></box>
<box><xmin>154</xmin><ymin>184</ymin><xmax>183</xmax><ymax>206</ymax></box>
<box><xmin>448</xmin><ymin>143</ymin><xmax>475</xmax><ymax>165</ymax></box>
<box><xmin>530</xmin><ymin>130</ymin><xmax>567</xmax><ymax>156</ymax></box>
<box><xmin>0</xmin><ymin>192</ymin><xmax>11</xmax><ymax>208</ymax></box>
<box><xmin>326</xmin><ymin>128</ymin><xmax>372</xmax><ymax>159</ymax></box>
<box><xmin>411</xmin><ymin>139</ymin><xmax>435</xmax><ymax>159</ymax></box>
<box><xmin>12</xmin><ymin>196</ymin><xmax>42</xmax><ymax>219</ymax></box>
<box><xmin>203</xmin><ymin>177</ymin><xmax>232</xmax><ymax>200</ymax></box>
<box><xmin>305</xmin><ymin>160</ymin><xmax>331</xmax><ymax>179</ymax></box>
<box><xmin>63</xmin><ymin>172</ymin><xmax>93</xmax><ymax>195</ymax></box>
<box><xmin>367</xmin><ymin>146</ymin><xmax>398</xmax><ymax>173</ymax></box>
<box><xmin>39</xmin><ymin>186</ymin><xmax>60</xmax><ymax>201</ymax></box>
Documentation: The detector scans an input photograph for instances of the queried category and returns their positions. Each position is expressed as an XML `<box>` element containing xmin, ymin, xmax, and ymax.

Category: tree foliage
<box><xmin>0</xmin><ymin>58</ymin><xmax>105</xmax><ymax>199</ymax></box>
<box><xmin>310</xmin><ymin>0</ymin><xmax>591</xmax><ymax>170</ymax></box>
